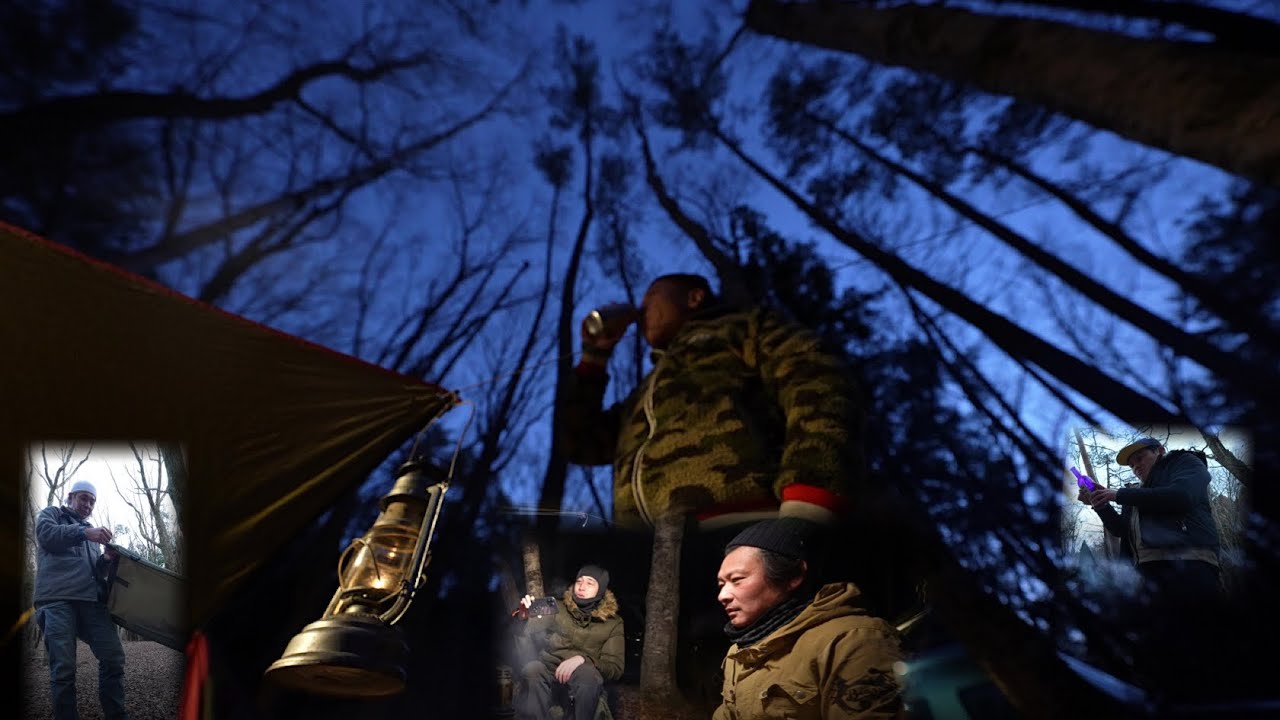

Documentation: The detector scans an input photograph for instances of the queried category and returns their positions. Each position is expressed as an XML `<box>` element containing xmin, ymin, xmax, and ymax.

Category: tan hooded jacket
<box><xmin>714</xmin><ymin>583</ymin><xmax>903</xmax><ymax>720</ymax></box>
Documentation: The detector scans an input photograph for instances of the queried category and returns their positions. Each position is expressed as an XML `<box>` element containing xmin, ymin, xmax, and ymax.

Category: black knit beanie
<box><xmin>725</xmin><ymin>517</ymin><xmax>818</xmax><ymax>561</ymax></box>
<box><xmin>573</xmin><ymin>564</ymin><xmax>609</xmax><ymax>607</ymax></box>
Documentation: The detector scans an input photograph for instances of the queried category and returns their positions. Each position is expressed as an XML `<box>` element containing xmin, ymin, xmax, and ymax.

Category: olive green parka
<box><xmin>523</xmin><ymin>588</ymin><xmax>625</xmax><ymax>681</ymax></box>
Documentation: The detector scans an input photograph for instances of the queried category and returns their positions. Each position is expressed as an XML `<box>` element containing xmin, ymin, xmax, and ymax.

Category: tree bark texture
<box><xmin>640</xmin><ymin>509</ymin><xmax>685</xmax><ymax>695</ymax></box>
<box><xmin>1199</xmin><ymin>429</ymin><xmax>1252</xmax><ymax>487</ymax></box>
<box><xmin>745</xmin><ymin>1</ymin><xmax>1280</xmax><ymax>186</ymax></box>
<box><xmin>522</xmin><ymin>533</ymin><xmax>545</xmax><ymax>598</ymax></box>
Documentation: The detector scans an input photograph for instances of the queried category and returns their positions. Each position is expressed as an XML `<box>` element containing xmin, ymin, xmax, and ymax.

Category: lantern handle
<box><xmin>380</xmin><ymin>399</ymin><xmax>470</xmax><ymax>625</ymax></box>
<box><xmin>379</xmin><ymin>481</ymin><xmax>448</xmax><ymax>625</ymax></box>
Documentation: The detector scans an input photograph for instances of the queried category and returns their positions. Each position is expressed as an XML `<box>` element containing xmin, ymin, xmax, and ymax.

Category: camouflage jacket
<box><xmin>561</xmin><ymin>305</ymin><xmax>863</xmax><ymax>529</ymax></box>
<box><xmin>713</xmin><ymin>583</ymin><xmax>904</xmax><ymax>720</ymax></box>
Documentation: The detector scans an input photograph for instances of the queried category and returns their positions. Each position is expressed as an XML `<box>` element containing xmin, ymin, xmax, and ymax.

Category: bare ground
<box><xmin>611</xmin><ymin>686</ymin><xmax>709</xmax><ymax>720</ymax></box>
<box><xmin>23</xmin><ymin>640</ymin><xmax>185</xmax><ymax>720</ymax></box>
<box><xmin>20</xmin><ymin>642</ymin><xmax>712</xmax><ymax>720</ymax></box>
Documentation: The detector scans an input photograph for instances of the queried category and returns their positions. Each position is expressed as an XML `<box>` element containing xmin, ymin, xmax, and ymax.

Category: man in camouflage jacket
<box><xmin>561</xmin><ymin>273</ymin><xmax>863</xmax><ymax>531</ymax></box>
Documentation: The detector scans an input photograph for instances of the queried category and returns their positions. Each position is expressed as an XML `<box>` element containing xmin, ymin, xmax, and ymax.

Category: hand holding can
<box><xmin>581</xmin><ymin>303</ymin><xmax>637</xmax><ymax>358</ymax></box>
<box><xmin>585</xmin><ymin>303</ymin><xmax>638</xmax><ymax>338</ymax></box>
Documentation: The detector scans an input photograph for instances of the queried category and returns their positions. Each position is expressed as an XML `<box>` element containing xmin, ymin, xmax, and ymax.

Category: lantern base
<box><xmin>265</xmin><ymin>613</ymin><xmax>408</xmax><ymax>697</ymax></box>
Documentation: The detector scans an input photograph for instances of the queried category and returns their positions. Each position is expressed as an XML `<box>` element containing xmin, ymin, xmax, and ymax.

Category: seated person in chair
<box><xmin>517</xmin><ymin>565</ymin><xmax>624</xmax><ymax>720</ymax></box>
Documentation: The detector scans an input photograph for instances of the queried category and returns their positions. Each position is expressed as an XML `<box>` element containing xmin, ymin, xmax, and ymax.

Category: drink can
<box><xmin>585</xmin><ymin>303</ymin><xmax>638</xmax><ymax>338</ymax></box>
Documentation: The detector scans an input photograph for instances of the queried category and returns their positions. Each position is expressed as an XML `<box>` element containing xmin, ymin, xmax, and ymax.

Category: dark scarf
<box><xmin>723</xmin><ymin>591</ymin><xmax>812</xmax><ymax>648</ymax></box>
<box><xmin>567</xmin><ymin>597</ymin><xmax>598</xmax><ymax>625</ymax></box>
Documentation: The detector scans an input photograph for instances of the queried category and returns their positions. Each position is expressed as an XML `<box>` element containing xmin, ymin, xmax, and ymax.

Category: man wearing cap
<box><xmin>34</xmin><ymin>480</ymin><xmax>129</xmax><ymax>720</ymax></box>
<box><xmin>516</xmin><ymin>565</ymin><xmax>625</xmax><ymax>720</ymax></box>
<box><xmin>1080</xmin><ymin>437</ymin><xmax>1221</xmax><ymax>591</ymax></box>
<box><xmin>1079</xmin><ymin>437</ymin><xmax>1222</xmax><ymax>694</ymax></box>
<box><xmin>714</xmin><ymin>518</ymin><xmax>903</xmax><ymax>719</ymax></box>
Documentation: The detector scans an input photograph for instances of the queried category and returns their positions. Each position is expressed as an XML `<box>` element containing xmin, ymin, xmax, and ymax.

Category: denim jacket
<box><xmin>34</xmin><ymin>505</ymin><xmax>108</xmax><ymax>604</ymax></box>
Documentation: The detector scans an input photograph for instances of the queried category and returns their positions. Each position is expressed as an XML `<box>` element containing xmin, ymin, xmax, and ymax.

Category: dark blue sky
<box><xmin>44</xmin><ymin>0</ymin><xmax>1258</xmax><ymax>597</ymax></box>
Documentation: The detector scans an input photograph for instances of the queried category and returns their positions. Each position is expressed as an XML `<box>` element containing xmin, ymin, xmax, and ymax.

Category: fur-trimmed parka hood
<box><xmin>561</xmin><ymin>587</ymin><xmax>619</xmax><ymax>621</ymax></box>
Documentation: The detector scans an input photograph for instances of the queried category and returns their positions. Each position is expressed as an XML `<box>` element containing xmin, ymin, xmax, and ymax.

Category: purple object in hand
<box><xmin>1070</xmin><ymin>466</ymin><xmax>1097</xmax><ymax>491</ymax></box>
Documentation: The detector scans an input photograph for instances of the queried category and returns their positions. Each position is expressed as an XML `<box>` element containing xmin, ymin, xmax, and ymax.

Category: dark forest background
<box><xmin>4</xmin><ymin>1</ymin><xmax>1277</xmax><ymax>718</ymax></box>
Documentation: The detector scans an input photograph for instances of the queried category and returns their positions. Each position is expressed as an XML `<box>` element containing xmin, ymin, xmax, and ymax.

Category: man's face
<box><xmin>1128</xmin><ymin>446</ymin><xmax>1165</xmax><ymax>481</ymax></box>
<box><xmin>717</xmin><ymin>546</ymin><xmax>798</xmax><ymax>629</ymax></box>
<box><xmin>68</xmin><ymin>492</ymin><xmax>95</xmax><ymax>519</ymax></box>
<box><xmin>640</xmin><ymin>279</ymin><xmax>704</xmax><ymax>349</ymax></box>
<box><xmin>574</xmin><ymin>575</ymin><xmax>600</xmax><ymax>601</ymax></box>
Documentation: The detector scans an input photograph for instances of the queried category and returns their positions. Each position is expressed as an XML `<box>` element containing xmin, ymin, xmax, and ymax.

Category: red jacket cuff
<box><xmin>781</xmin><ymin>483</ymin><xmax>848</xmax><ymax>513</ymax></box>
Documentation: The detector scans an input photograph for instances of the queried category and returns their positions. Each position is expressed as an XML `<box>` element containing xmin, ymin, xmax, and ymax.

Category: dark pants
<box><xmin>518</xmin><ymin>660</ymin><xmax>604</xmax><ymax>720</ymax></box>
<box><xmin>38</xmin><ymin>600</ymin><xmax>129</xmax><ymax>720</ymax></box>
<box><xmin>1135</xmin><ymin>559</ymin><xmax>1224</xmax><ymax>701</ymax></box>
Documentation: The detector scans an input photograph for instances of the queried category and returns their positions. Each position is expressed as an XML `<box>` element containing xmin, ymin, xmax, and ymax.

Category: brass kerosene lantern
<box><xmin>265</xmin><ymin>460</ymin><xmax>448</xmax><ymax>697</ymax></box>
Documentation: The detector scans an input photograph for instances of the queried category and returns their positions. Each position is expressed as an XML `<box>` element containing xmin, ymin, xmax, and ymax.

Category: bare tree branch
<box><xmin>1</xmin><ymin>50</ymin><xmax>443</xmax><ymax>134</ymax></box>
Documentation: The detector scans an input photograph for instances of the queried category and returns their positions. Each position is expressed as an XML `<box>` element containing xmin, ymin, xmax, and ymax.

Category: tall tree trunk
<box><xmin>521</xmin><ymin>533</ymin><xmax>545</xmax><ymax>599</ymax></box>
<box><xmin>437</xmin><ymin>197</ymin><xmax>552</xmax><ymax>546</ymax></box>
<box><xmin>820</xmin><ymin>115</ymin><xmax>1268</xmax><ymax>386</ymax></box>
<box><xmin>159</xmin><ymin>442</ymin><xmax>186</xmax><ymax>523</ymax></box>
<box><xmin>640</xmin><ymin>508</ymin><xmax>686</xmax><ymax>696</ymax></box>
<box><xmin>1003</xmin><ymin>0</ymin><xmax>1280</xmax><ymax>52</ymax></box>
<box><xmin>904</xmin><ymin>292</ymin><xmax>1059</xmax><ymax>475</ymax></box>
<box><xmin>1199</xmin><ymin>428</ymin><xmax>1252</xmax><ymax>487</ymax></box>
<box><xmin>1074</xmin><ymin>429</ymin><xmax>1097</xmax><ymax>488</ymax></box>
<box><xmin>126</xmin><ymin>441</ymin><xmax>179</xmax><ymax>571</ymax></box>
<box><xmin>1075</xmin><ymin>428</ymin><xmax>1122</xmax><ymax>559</ymax></box>
<box><xmin>636</xmin><ymin>115</ymin><xmax>751</xmax><ymax>306</ymax></box>
<box><xmin>537</xmin><ymin>134</ymin><xmax>595</xmax><ymax>532</ymax></box>
<box><xmin>744</xmin><ymin>0</ymin><xmax>1280</xmax><ymax>186</ymax></box>
<box><xmin>710</xmin><ymin>125</ymin><xmax>1179</xmax><ymax>424</ymax></box>
<box><xmin>962</xmin><ymin>141</ymin><xmax>1278</xmax><ymax>346</ymax></box>
<box><xmin>497</xmin><ymin>559</ymin><xmax>522</xmax><ymax>615</ymax></box>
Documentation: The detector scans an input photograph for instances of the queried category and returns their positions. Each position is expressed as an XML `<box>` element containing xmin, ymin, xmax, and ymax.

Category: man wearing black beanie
<box><xmin>713</xmin><ymin>518</ymin><xmax>902</xmax><ymax>719</ymax></box>
<box><xmin>516</xmin><ymin>565</ymin><xmax>624</xmax><ymax>720</ymax></box>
